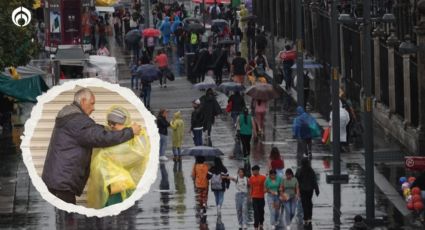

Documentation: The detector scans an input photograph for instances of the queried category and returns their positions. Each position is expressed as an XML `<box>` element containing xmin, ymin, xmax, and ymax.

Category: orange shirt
<box><xmin>249</xmin><ymin>174</ymin><xmax>266</xmax><ymax>198</ymax></box>
<box><xmin>192</xmin><ymin>163</ymin><xmax>209</xmax><ymax>189</ymax></box>
<box><xmin>155</xmin><ymin>54</ymin><xmax>168</xmax><ymax>68</ymax></box>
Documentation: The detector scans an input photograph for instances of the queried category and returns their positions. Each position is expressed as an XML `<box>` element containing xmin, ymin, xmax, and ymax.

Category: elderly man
<box><xmin>42</xmin><ymin>88</ymin><xmax>141</xmax><ymax>204</ymax></box>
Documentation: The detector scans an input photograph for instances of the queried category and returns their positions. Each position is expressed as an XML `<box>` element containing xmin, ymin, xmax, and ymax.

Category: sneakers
<box><xmin>159</xmin><ymin>156</ymin><xmax>168</xmax><ymax>161</ymax></box>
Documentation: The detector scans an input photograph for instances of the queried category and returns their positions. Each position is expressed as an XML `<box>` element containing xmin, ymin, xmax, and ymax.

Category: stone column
<box><xmin>372</xmin><ymin>28</ymin><xmax>382</xmax><ymax>102</ymax></box>
<box><xmin>386</xmin><ymin>32</ymin><xmax>398</xmax><ymax>113</ymax></box>
<box><xmin>415</xmin><ymin>0</ymin><xmax>425</xmax><ymax>154</ymax></box>
<box><xmin>402</xmin><ymin>53</ymin><xmax>412</xmax><ymax>125</ymax></box>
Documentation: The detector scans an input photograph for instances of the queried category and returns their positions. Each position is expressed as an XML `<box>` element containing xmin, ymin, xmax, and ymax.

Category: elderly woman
<box><xmin>87</xmin><ymin>106</ymin><xmax>149</xmax><ymax>208</ymax></box>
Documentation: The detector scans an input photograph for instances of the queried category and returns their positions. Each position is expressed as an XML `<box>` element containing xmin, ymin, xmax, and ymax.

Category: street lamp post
<box><xmin>296</xmin><ymin>0</ymin><xmax>304</xmax><ymax>107</ymax></box>
<box><xmin>362</xmin><ymin>0</ymin><xmax>375</xmax><ymax>222</ymax></box>
<box><xmin>330</xmin><ymin>0</ymin><xmax>341</xmax><ymax>228</ymax></box>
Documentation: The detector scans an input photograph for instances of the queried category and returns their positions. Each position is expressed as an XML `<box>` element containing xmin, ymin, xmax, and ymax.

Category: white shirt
<box><xmin>235</xmin><ymin>176</ymin><xmax>248</xmax><ymax>193</ymax></box>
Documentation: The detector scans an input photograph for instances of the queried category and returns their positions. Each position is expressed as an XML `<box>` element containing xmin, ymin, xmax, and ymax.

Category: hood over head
<box><xmin>174</xmin><ymin>111</ymin><xmax>182</xmax><ymax>119</ymax></box>
<box><xmin>296</xmin><ymin>106</ymin><xmax>305</xmax><ymax>115</ymax></box>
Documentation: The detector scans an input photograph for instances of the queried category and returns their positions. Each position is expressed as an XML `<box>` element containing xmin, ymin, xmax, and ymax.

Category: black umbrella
<box><xmin>136</xmin><ymin>64</ymin><xmax>161</xmax><ymax>82</ymax></box>
<box><xmin>183</xmin><ymin>17</ymin><xmax>201</xmax><ymax>25</ymax></box>
<box><xmin>211</xmin><ymin>19</ymin><xmax>229</xmax><ymax>27</ymax></box>
<box><xmin>125</xmin><ymin>29</ymin><xmax>141</xmax><ymax>45</ymax></box>
<box><xmin>240</xmin><ymin>15</ymin><xmax>257</xmax><ymax>22</ymax></box>
<box><xmin>181</xmin><ymin>146</ymin><xmax>224</xmax><ymax>157</ymax></box>
<box><xmin>218</xmin><ymin>39</ymin><xmax>235</xmax><ymax>46</ymax></box>
<box><xmin>186</xmin><ymin>23</ymin><xmax>205</xmax><ymax>33</ymax></box>
<box><xmin>218</xmin><ymin>82</ymin><xmax>245</xmax><ymax>92</ymax></box>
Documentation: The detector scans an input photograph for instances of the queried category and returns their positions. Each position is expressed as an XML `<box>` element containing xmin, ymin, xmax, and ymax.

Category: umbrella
<box><xmin>181</xmin><ymin>146</ymin><xmax>224</xmax><ymax>157</ymax></box>
<box><xmin>125</xmin><ymin>29</ymin><xmax>141</xmax><ymax>45</ymax></box>
<box><xmin>217</xmin><ymin>82</ymin><xmax>245</xmax><ymax>92</ymax></box>
<box><xmin>291</xmin><ymin>59</ymin><xmax>323</xmax><ymax>69</ymax></box>
<box><xmin>193</xmin><ymin>76</ymin><xmax>216</xmax><ymax>90</ymax></box>
<box><xmin>192</xmin><ymin>0</ymin><xmax>230</xmax><ymax>4</ymax></box>
<box><xmin>186</xmin><ymin>23</ymin><xmax>205</xmax><ymax>33</ymax></box>
<box><xmin>240</xmin><ymin>15</ymin><xmax>257</xmax><ymax>22</ymax></box>
<box><xmin>245</xmin><ymin>83</ymin><xmax>280</xmax><ymax>100</ymax></box>
<box><xmin>143</xmin><ymin>28</ymin><xmax>161</xmax><ymax>37</ymax></box>
<box><xmin>211</xmin><ymin>19</ymin><xmax>229</xmax><ymax>27</ymax></box>
<box><xmin>182</xmin><ymin>17</ymin><xmax>201</xmax><ymax>26</ymax></box>
<box><xmin>218</xmin><ymin>39</ymin><xmax>235</xmax><ymax>46</ymax></box>
<box><xmin>136</xmin><ymin>64</ymin><xmax>161</xmax><ymax>82</ymax></box>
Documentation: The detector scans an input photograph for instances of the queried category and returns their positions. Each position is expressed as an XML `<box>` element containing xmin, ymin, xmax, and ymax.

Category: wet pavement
<box><xmin>0</xmin><ymin>35</ymin><xmax>423</xmax><ymax>230</ymax></box>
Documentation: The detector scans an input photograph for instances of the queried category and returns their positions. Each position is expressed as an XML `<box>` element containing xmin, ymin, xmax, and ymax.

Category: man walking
<box><xmin>155</xmin><ymin>49</ymin><xmax>169</xmax><ymax>88</ymax></box>
<box><xmin>249</xmin><ymin>165</ymin><xmax>266</xmax><ymax>230</ymax></box>
<box><xmin>42</xmin><ymin>88</ymin><xmax>142</xmax><ymax>204</ymax></box>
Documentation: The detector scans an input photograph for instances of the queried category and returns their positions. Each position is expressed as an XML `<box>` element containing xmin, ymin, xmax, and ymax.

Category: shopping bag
<box><xmin>322</xmin><ymin>127</ymin><xmax>330</xmax><ymax>144</ymax></box>
<box><xmin>225</xmin><ymin>100</ymin><xmax>233</xmax><ymax>113</ymax></box>
<box><xmin>165</xmin><ymin>68</ymin><xmax>175</xmax><ymax>81</ymax></box>
<box><xmin>308</xmin><ymin>117</ymin><xmax>321</xmax><ymax>138</ymax></box>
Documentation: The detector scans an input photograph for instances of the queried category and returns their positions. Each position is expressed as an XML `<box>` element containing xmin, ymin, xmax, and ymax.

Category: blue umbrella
<box><xmin>136</xmin><ymin>64</ymin><xmax>161</xmax><ymax>82</ymax></box>
<box><xmin>291</xmin><ymin>59</ymin><xmax>323</xmax><ymax>69</ymax></box>
<box><xmin>217</xmin><ymin>82</ymin><xmax>245</xmax><ymax>92</ymax></box>
<box><xmin>181</xmin><ymin>146</ymin><xmax>224</xmax><ymax>157</ymax></box>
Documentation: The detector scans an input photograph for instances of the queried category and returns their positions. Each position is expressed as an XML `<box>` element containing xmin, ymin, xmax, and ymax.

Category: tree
<box><xmin>0</xmin><ymin>0</ymin><xmax>38</xmax><ymax>70</ymax></box>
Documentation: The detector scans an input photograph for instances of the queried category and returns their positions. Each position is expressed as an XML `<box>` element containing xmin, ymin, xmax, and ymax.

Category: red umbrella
<box><xmin>192</xmin><ymin>0</ymin><xmax>231</xmax><ymax>4</ymax></box>
<box><xmin>142</xmin><ymin>28</ymin><xmax>161</xmax><ymax>37</ymax></box>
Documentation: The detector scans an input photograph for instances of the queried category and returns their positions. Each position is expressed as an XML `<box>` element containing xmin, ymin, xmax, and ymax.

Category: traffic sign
<box><xmin>405</xmin><ymin>156</ymin><xmax>425</xmax><ymax>171</ymax></box>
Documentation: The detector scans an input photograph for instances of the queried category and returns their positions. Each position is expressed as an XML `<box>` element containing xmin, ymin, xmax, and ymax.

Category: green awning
<box><xmin>0</xmin><ymin>75</ymin><xmax>49</xmax><ymax>102</ymax></box>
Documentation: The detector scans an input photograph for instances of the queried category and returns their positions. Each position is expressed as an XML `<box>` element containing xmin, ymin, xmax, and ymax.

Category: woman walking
<box><xmin>280</xmin><ymin>168</ymin><xmax>300</xmax><ymax>227</ymax></box>
<box><xmin>253</xmin><ymin>99</ymin><xmax>267</xmax><ymax>137</ymax></box>
<box><xmin>191</xmin><ymin>156</ymin><xmax>210</xmax><ymax>214</ymax></box>
<box><xmin>268</xmin><ymin>147</ymin><xmax>285</xmax><ymax>178</ymax></box>
<box><xmin>170</xmin><ymin>111</ymin><xmax>184</xmax><ymax>162</ymax></box>
<box><xmin>157</xmin><ymin>109</ymin><xmax>170</xmax><ymax>161</ymax></box>
<box><xmin>295</xmin><ymin>158</ymin><xmax>320</xmax><ymax>228</ymax></box>
<box><xmin>228</xmin><ymin>168</ymin><xmax>249</xmax><ymax>230</ymax></box>
<box><xmin>228</xmin><ymin>91</ymin><xmax>246</xmax><ymax>126</ymax></box>
<box><xmin>265</xmin><ymin>169</ymin><xmax>283</xmax><ymax>229</ymax></box>
<box><xmin>208</xmin><ymin>157</ymin><xmax>230</xmax><ymax>215</ymax></box>
<box><xmin>236</xmin><ymin>108</ymin><xmax>256</xmax><ymax>157</ymax></box>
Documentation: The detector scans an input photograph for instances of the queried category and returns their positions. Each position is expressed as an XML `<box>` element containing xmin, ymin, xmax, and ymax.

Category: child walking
<box><xmin>228</xmin><ymin>168</ymin><xmax>249</xmax><ymax>230</ymax></box>
<box><xmin>170</xmin><ymin>111</ymin><xmax>184</xmax><ymax>161</ymax></box>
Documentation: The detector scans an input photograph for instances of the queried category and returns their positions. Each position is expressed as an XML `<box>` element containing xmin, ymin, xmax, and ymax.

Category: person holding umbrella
<box><xmin>191</xmin><ymin>156</ymin><xmax>210</xmax><ymax>215</ymax></box>
<box><xmin>253</xmin><ymin>99</ymin><xmax>267</xmax><ymax>138</ymax></box>
<box><xmin>154</xmin><ymin>49</ymin><xmax>169</xmax><ymax>88</ymax></box>
<box><xmin>199</xmin><ymin>88</ymin><xmax>222</xmax><ymax>146</ymax></box>
<box><xmin>228</xmin><ymin>91</ymin><xmax>246</xmax><ymax>126</ymax></box>
<box><xmin>231</xmin><ymin>51</ymin><xmax>248</xmax><ymax>84</ymax></box>
<box><xmin>236</xmin><ymin>108</ymin><xmax>256</xmax><ymax>158</ymax></box>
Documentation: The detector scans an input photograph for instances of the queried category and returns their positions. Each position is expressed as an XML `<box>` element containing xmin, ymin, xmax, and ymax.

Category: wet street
<box><xmin>0</xmin><ymin>43</ymin><xmax>422</xmax><ymax>230</ymax></box>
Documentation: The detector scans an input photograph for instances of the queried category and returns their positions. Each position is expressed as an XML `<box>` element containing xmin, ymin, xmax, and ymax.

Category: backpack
<box><xmin>211</xmin><ymin>173</ymin><xmax>223</xmax><ymax>190</ymax></box>
<box><xmin>190</xmin><ymin>32</ymin><xmax>198</xmax><ymax>45</ymax></box>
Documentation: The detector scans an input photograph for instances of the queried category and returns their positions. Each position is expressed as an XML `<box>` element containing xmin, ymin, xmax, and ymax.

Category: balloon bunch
<box><xmin>400</xmin><ymin>176</ymin><xmax>424</xmax><ymax>212</ymax></box>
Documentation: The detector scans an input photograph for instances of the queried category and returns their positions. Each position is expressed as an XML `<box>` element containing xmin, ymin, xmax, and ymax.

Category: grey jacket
<box><xmin>42</xmin><ymin>102</ymin><xmax>134</xmax><ymax>196</ymax></box>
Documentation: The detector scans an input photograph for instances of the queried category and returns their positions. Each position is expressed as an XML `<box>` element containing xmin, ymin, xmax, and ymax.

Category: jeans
<box><xmin>240</xmin><ymin>134</ymin><xmax>252</xmax><ymax>157</ymax></box>
<box><xmin>283</xmin><ymin>197</ymin><xmax>298</xmax><ymax>225</ymax></box>
<box><xmin>266</xmin><ymin>193</ymin><xmax>280</xmax><ymax>226</ymax></box>
<box><xmin>142</xmin><ymin>86</ymin><xmax>151</xmax><ymax>108</ymax></box>
<box><xmin>192</xmin><ymin>129</ymin><xmax>203</xmax><ymax>146</ymax></box>
<box><xmin>131</xmin><ymin>75</ymin><xmax>139</xmax><ymax>89</ymax></box>
<box><xmin>159</xmin><ymin>134</ymin><xmax>167</xmax><ymax>156</ymax></box>
<box><xmin>213</xmin><ymin>190</ymin><xmax>225</xmax><ymax>207</ymax></box>
<box><xmin>231</xmin><ymin>111</ymin><xmax>240</xmax><ymax>126</ymax></box>
<box><xmin>159</xmin><ymin>67</ymin><xmax>167</xmax><ymax>86</ymax></box>
<box><xmin>235</xmin><ymin>192</ymin><xmax>248</xmax><ymax>226</ymax></box>
<box><xmin>252</xmin><ymin>198</ymin><xmax>265</xmax><ymax>228</ymax></box>
<box><xmin>300</xmin><ymin>190</ymin><xmax>313</xmax><ymax>221</ymax></box>
<box><xmin>172</xmin><ymin>147</ymin><xmax>181</xmax><ymax>156</ymax></box>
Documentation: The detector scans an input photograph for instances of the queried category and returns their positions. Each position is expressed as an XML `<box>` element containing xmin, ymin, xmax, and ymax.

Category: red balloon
<box><xmin>414</xmin><ymin>201</ymin><xmax>424</xmax><ymax>211</ymax></box>
<box><xmin>408</xmin><ymin>177</ymin><xmax>416</xmax><ymax>184</ymax></box>
<box><xmin>411</xmin><ymin>187</ymin><xmax>421</xmax><ymax>196</ymax></box>
<box><xmin>407</xmin><ymin>202</ymin><xmax>414</xmax><ymax>210</ymax></box>
<box><xmin>412</xmin><ymin>194</ymin><xmax>422</xmax><ymax>203</ymax></box>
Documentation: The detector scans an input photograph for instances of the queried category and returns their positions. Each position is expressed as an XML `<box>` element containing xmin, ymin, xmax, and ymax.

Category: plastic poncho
<box><xmin>171</xmin><ymin>16</ymin><xmax>181</xmax><ymax>33</ymax></box>
<box><xmin>87</xmin><ymin>105</ymin><xmax>150</xmax><ymax>209</ymax></box>
<box><xmin>293</xmin><ymin>106</ymin><xmax>318</xmax><ymax>139</ymax></box>
<box><xmin>160</xmin><ymin>17</ymin><xmax>172</xmax><ymax>45</ymax></box>
<box><xmin>170</xmin><ymin>111</ymin><xmax>184</xmax><ymax>148</ymax></box>
<box><xmin>329</xmin><ymin>100</ymin><xmax>350</xmax><ymax>142</ymax></box>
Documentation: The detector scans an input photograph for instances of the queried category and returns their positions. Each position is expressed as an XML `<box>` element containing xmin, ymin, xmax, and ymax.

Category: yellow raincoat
<box><xmin>87</xmin><ymin>106</ymin><xmax>150</xmax><ymax>209</ymax></box>
<box><xmin>170</xmin><ymin>111</ymin><xmax>184</xmax><ymax>148</ymax></box>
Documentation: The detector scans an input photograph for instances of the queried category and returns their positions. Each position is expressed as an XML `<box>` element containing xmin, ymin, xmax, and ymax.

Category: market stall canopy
<box><xmin>96</xmin><ymin>0</ymin><xmax>118</xmax><ymax>6</ymax></box>
<box><xmin>54</xmin><ymin>46</ymin><xmax>88</xmax><ymax>66</ymax></box>
<box><xmin>2</xmin><ymin>65</ymin><xmax>46</xmax><ymax>78</ymax></box>
<box><xmin>0</xmin><ymin>75</ymin><xmax>49</xmax><ymax>102</ymax></box>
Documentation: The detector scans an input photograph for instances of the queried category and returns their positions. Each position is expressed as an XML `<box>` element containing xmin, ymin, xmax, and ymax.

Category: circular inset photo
<box><xmin>20</xmin><ymin>78</ymin><xmax>159</xmax><ymax>217</ymax></box>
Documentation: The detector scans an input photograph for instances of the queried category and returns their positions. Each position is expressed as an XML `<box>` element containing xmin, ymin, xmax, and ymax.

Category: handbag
<box><xmin>322</xmin><ymin>127</ymin><xmax>330</xmax><ymax>144</ymax></box>
<box><xmin>226</xmin><ymin>100</ymin><xmax>233</xmax><ymax>113</ymax></box>
<box><xmin>308</xmin><ymin>117</ymin><xmax>321</xmax><ymax>138</ymax></box>
<box><xmin>164</xmin><ymin>68</ymin><xmax>175</xmax><ymax>81</ymax></box>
